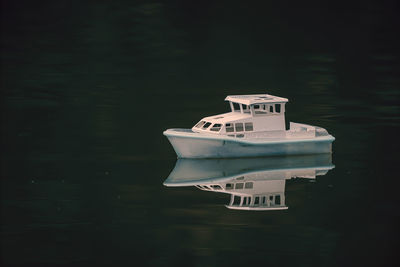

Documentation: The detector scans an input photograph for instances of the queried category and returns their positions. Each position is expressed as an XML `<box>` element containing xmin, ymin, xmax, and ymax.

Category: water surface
<box><xmin>1</xmin><ymin>1</ymin><xmax>399</xmax><ymax>266</ymax></box>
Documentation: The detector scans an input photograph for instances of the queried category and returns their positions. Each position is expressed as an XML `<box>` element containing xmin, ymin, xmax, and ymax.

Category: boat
<box><xmin>163</xmin><ymin>154</ymin><xmax>335</xmax><ymax>211</ymax></box>
<box><xmin>163</xmin><ymin>94</ymin><xmax>335</xmax><ymax>158</ymax></box>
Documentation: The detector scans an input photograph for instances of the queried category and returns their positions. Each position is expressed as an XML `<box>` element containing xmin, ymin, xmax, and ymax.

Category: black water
<box><xmin>1</xmin><ymin>1</ymin><xmax>399</xmax><ymax>266</ymax></box>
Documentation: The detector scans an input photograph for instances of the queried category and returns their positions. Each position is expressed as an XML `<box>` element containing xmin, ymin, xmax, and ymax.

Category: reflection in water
<box><xmin>164</xmin><ymin>154</ymin><xmax>334</xmax><ymax>211</ymax></box>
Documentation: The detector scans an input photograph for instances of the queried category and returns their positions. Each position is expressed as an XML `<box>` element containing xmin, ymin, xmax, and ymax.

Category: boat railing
<box><xmin>244</xmin><ymin>131</ymin><xmax>286</xmax><ymax>139</ymax></box>
<box><xmin>287</xmin><ymin>122</ymin><xmax>316</xmax><ymax>138</ymax></box>
<box><xmin>288</xmin><ymin>122</ymin><xmax>330</xmax><ymax>137</ymax></box>
<box><xmin>170</xmin><ymin>128</ymin><xmax>194</xmax><ymax>133</ymax></box>
<box><xmin>315</xmin><ymin>127</ymin><xmax>330</xmax><ymax>137</ymax></box>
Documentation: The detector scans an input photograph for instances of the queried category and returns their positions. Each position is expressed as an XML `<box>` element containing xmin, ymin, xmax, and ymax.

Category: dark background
<box><xmin>1</xmin><ymin>0</ymin><xmax>399</xmax><ymax>266</ymax></box>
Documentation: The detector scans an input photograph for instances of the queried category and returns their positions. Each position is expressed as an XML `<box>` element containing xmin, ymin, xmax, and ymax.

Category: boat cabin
<box><xmin>192</xmin><ymin>94</ymin><xmax>289</xmax><ymax>136</ymax></box>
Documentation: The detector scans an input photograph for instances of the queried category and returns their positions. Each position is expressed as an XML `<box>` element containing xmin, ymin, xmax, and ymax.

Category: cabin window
<box><xmin>262</xmin><ymin>196</ymin><xmax>267</xmax><ymax>204</ymax></box>
<box><xmin>243</xmin><ymin>104</ymin><xmax>250</xmax><ymax>114</ymax></box>
<box><xmin>233</xmin><ymin>195</ymin><xmax>241</xmax><ymax>205</ymax></box>
<box><xmin>195</xmin><ymin>121</ymin><xmax>206</xmax><ymax>128</ymax></box>
<box><xmin>275</xmin><ymin>104</ymin><xmax>281</xmax><ymax>113</ymax></box>
<box><xmin>210</xmin><ymin>185</ymin><xmax>222</xmax><ymax>190</ymax></box>
<box><xmin>269</xmin><ymin>105</ymin><xmax>274</xmax><ymax>113</ymax></box>
<box><xmin>254</xmin><ymin>196</ymin><xmax>260</xmax><ymax>205</ymax></box>
<box><xmin>254</xmin><ymin>104</ymin><xmax>267</xmax><ymax>115</ymax></box>
<box><xmin>275</xmin><ymin>195</ymin><xmax>281</xmax><ymax>205</ymax></box>
<box><xmin>235</xmin><ymin>123</ymin><xmax>244</xmax><ymax>132</ymax></box>
<box><xmin>210</xmin><ymin>123</ymin><xmax>222</xmax><ymax>132</ymax></box>
<box><xmin>245</xmin><ymin>122</ymin><xmax>253</xmax><ymax>131</ymax></box>
<box><xmin>226</xmin><ymin>183</ymin><xmax>234</xmax><ymax>190</ymax></box>
<box><xmin>203</xmin><ymin>122</ymin><xmax>212</xmax><ymax>129</ymax></box>
<box><xmin>245</xmin><ymin>182</ymin><xmax>253</xmax><ymax>189</ymax></box>
<box><xmin>244</xmin><ymin>197</ymin><xmax>251</xmax><ymax>205</ymax></box>
<box><xmin>233</xmin><ymin>102</ymin><xmax>241</xmax><ymax>112</ymax></box>
<box><xmin>226</xmin><ymin>123</ymin><xmax>234</xmax><ymax>132</ymax></box>
<box><xmin>236</xmin><ymin>134</ymin><xmax>244</xmax><ymax>138</ymax></box>
<box><xmin>236</xmin><ymin>176</ymin><xmax>244</xmax><ymax>180</ymax></box>
<box><xmin>235</xmin><ymin>183</ymin><xmax>244</xmax><ymax>189</ymax></box>
<box><xmin>228</xmin><ymin>134</ymin><xmax>234</xmax><ymax>137</ymax></box>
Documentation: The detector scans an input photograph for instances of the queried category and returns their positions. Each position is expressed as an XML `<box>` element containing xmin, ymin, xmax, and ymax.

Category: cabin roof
<box><xmin>202</xmin><ymin>112</ymin><xmax>250</xmax><ymax>123</ymax></box>
<box><xmin>225</xmin><ymin>94</ymin><xmax>288</xmax><ymax>105</ymax></box>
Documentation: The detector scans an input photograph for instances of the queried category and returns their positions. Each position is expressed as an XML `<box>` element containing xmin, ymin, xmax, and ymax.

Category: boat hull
<box><xmin>164</xmin><ymin>129</ymin><xmax>334</xmax><ymax>158</ymax></box>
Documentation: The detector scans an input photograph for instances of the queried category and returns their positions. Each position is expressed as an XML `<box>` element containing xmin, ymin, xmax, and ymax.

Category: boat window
<box><xmin>203</xmin><ymin>122</ymin><xmax>212</xmax><ymax>129</ymax></box>
<box><xmin>244</xmin><ymin>197</ymin><xmax>251</xmax><ymax>205</ymax></box>
<box><xmin>236</xmin><ymin>134</ymin><xmax>244</xmax><ymax>138</ymax></box>
<box><xmin>195</xmin><ymin>121</ymin><xmax>206</xmax><ymax>128</ymax></box>
<box><xmin>269</xmin><ymin>105</ymin><xmax>274</xmax><ymax>113</ymax></box>
<box><xmin>210</xmin><ymin>123</ymin><xmax>222</xmax><ymax>132</ymax></box>
<box><xmin>275</xmin><ymin>104</ymin><xmax>281</xmax><ymax>113</ymax></box>
<box><xmin>228</xmin><ymin>134</ymin><xmax>234</xmax><ymax>137</ymax></box>
<box><xmin>254</xmin><ymin>104</ymin><xmax>267</xmax><ymax>115</ymax></box>
<box><xmin>275</xmin><ymin>195</ymin><xmax>281</xmax><ymax>205</ymax></box>
<box><xmin>254</xmin><ymin>196</ymin><xmax>260</xmax><ymax>205</ymax></box>
<box><xmin>262</xmin><ymin>196</ymin><xmax>267</xmax><ymax>204</ymax></box>
<box><xmin>226</xmin><ymin>183</ymin><xmax>234</xmax><ymax>190</ymax></box>
<box><xmin>226</xmin><ymin>123</ymin><xmax>234</xmax><ymax>132</ymax></box>
<box><xmin>243</xmin><ymin>104</ymin><xmax>250</xmax><ymax>114</ymax></box>
<box><xmin>233</xmin><ymin>102</ymin><xmax>241</xmax><ymax>112</ymax></box>
<box><xmin>235</xmin><ymin>183</ymin><xmax>244</xmax><ymax>189</ymax></box>
<box><xmin>235</xmin><ymin>123</ymin><xmax>244</xmax><ymax>132</ymax></box>
<box><xmin>245</xmin><ymin>122</ymin><xmax>253</xmax><ymax>131</ymax></box>
<box><xmin>210</xmin><ymin>185</ymin><xmax>222</xmax><ymax>190</ymax></box>
<box><xmin>233</xmin><ymin>195</ymin><xmax>241</xmax><ymax>205</ymax></box>
<box><xmin>245</xmin><ymin>182</ymin><xmax>253</xmax><ymax>189</ymax></box>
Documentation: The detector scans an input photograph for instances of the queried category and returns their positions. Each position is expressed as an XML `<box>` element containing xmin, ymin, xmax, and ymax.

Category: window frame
<box><xmin>202</xmin><ymin>122</ymin><xmax>212</xmax><ymax>129</ymax></box>
<box><xmin>275</xmin><ymin>103</ymin><xmax>281</xmax><ymax>113</ymax></box>
<box><xmin>235</xmin><ymin>122</ymin><xmax>244</xmax><ymax>132</ymax></box>
<box><xmin>195</xmin><ymin>121</ymin><xmax>206</xmax><ymax>128</ymax></box>
<box><xmin>210</xmin><ymin>123</ymin><xmax>222</xmax><ymax>132</ymax></box>
<box><xmin>244</xmin><ymin>122</ymin><xmax>253</xmax><ymax>131</ymax></box>
<box><xmin>225</xmin><ymin>123</ymin><xmax>234</xmax><ymax>132</ymax></box>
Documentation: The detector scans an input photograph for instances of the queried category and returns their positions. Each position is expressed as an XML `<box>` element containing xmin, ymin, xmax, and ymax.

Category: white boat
<box><xmin>164</xmin><ymin>94</ymin><xmax>335</xmax><ymax>158</ymax></box>
<box><xmin>164</xmin><ymin>154</ymin><xmax>335</xmax><ymax>211</ymax></box>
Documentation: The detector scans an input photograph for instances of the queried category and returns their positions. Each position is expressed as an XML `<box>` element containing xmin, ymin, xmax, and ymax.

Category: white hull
<box><xmin>164</xmin><ymin>129</ymin><xmax>334</xmax><ymax>158</ymax></box>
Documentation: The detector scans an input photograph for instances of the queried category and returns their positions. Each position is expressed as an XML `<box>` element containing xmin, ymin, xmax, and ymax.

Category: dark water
<box><xmin>1</xmin><ymin>1</ymin><xmax>399</xmax><ymax>266</ymax></box>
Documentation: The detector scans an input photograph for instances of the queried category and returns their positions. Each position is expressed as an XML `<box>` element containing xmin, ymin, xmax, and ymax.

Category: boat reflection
<box><xmin>164</xmin><ymin>154</ymin><xmax>334</xmax><ymax>211</ymax></box>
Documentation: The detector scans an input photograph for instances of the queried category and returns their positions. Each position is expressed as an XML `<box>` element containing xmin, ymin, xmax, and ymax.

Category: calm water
<box><xmin>1</xmin><ymin>1</ymin><xmax>399</xmax><ymax>266</ymax></box>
